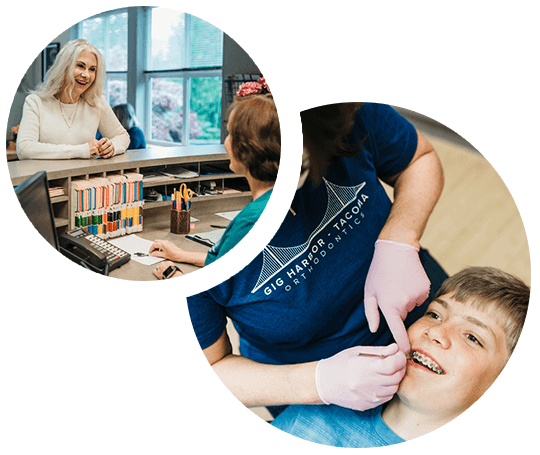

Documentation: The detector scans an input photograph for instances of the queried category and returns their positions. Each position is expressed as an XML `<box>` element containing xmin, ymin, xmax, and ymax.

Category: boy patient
<box><xmin>271</xmin><ymin>266</ymin><xmax>529</xmax><ymax>448</ymax></box>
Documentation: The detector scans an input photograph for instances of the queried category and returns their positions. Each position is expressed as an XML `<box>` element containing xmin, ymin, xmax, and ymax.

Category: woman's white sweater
<box><xmin>16</xmin><ymin>94</ymin><xmax>130</xmax><ymax>160</ymax></box>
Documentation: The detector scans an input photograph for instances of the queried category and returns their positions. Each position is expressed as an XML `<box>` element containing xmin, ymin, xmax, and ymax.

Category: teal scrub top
<box><xmin>204</xmin><ymin>189</ymin><xmax>273</xmax><ymax>266</ymax></box>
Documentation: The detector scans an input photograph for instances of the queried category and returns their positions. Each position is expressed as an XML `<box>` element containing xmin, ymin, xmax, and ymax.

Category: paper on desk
<box><xmin>108</xmin><ymin>234</ymin><xmax>165</xmax><ymax>266</ymax></box>
<box><xmin>215</xmin><ymin>210</ymin><xmax>241</xmax><ymax>221</ymax></box>
<box><xmin>186</xmin><ymin>229</ymin><xmax>226</xmax><ymax>247</ymax></box>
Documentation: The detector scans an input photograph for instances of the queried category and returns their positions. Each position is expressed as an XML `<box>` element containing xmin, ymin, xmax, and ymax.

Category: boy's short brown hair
<box><xmin>435</xmin><ymin>266</ymin><xmax>529</xmax><ymax>355</ymax></box>
<box><xmin>227</xmin><ymin>94</ymin><xmax>280</xmax><ymax>182</ymax></box>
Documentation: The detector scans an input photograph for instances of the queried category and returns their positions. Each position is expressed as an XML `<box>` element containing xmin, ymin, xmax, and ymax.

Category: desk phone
<box><xmin>59</xmin><ymin>229</ymin><xmax>131</xmax><ymax>273</ymax></box>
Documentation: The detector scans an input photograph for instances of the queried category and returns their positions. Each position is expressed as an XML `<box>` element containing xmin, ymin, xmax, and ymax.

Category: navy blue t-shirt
<box><xmin>97</xmin><ymin>126</ymin><xmax>146</xmax><ymax>150</ymax></box>
<box><xmin>126</xmin><ymin>126</ymin><xmax>146</xmax><ymax>150</ymax></box>
<box><xmin>187</xmin><ymin>103</ymin><xmax>418</xmax><ymax>365</ymax></box>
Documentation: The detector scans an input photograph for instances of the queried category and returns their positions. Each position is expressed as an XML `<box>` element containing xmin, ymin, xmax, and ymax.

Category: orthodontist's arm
<box><xmin>206</xmin><ymin>330</ymin><xmax>320</xmax><ymax>407</ymax></box>
<box><xmin>364</xmin><ymin>131</ymin><xmax>444</xmax><ymax>353</ymax></box>
<box><xmin>378</xmin><ymin>130</ymin><xmax>444</xmax><ymax>249</ymax></box>
<box><xmin>205</xmin><ymin>330</ymin><xmax>406</xmax><ymax>410</ymax></box>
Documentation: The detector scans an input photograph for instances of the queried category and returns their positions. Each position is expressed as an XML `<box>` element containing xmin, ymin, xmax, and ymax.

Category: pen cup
<box><xmin>171</xmin><ymin>208</ymin><xmax>190</xmax><ymax>235</ymax></box>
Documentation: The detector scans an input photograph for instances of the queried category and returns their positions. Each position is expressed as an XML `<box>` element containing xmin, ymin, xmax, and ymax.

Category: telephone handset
<box><xmin>59</xmin><ymin>229</ymin><xmax>131</xmax><ymax>274</ymax></box>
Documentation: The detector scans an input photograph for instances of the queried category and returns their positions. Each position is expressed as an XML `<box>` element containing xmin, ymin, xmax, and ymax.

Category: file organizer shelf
<box><xmin>8</xmin><ymin>145</ymin><xmax>252</xmax><ymax>241</ymax></box>
<box><xmin>71</xmin><ymin>173</ymin><xmax>144</xmax><ymax>239</ymax></box>
<box><xmin>48</xmin><ymin>176</ymin><xmax>70</xmax><ymax>236</ymax></box>
<box><xmin>140</xmin><ymin>160</ymin><xmax>251</xmax><ymax>210</ymax></box>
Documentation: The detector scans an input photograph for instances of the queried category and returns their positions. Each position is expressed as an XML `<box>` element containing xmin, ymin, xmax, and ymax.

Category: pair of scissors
<box><xmin>178</xmin><ymin>183</ymin><xmax>193</xmax><ymax>210</ymax></box>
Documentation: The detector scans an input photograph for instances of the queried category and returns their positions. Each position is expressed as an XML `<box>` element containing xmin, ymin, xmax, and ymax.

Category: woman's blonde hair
<box><xmin>33</xmin><ymin>39</ymin><xmax>106</xmax><ymax>107</ymax></box>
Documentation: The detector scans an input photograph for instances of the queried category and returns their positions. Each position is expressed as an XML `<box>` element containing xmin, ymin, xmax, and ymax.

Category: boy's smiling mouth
<box><xmin>408</xmin><ymin>350</ymin><xmax>446</xmax><ymax>375</ymax></box>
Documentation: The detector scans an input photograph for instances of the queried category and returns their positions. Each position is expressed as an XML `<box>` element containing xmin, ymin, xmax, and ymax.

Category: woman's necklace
<box><xmin>58</xmin><ymin>99</ymin><xmax>79</xmax><ymax>132</ymax></box>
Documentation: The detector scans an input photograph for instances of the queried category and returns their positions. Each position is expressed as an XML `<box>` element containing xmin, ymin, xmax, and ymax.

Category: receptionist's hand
<box><xmin>149</xmin><ymin>239</ymin><xmax>184</xmax><ymax>262</ymax></box>
<box><xmin>153</xmin><ymin>260</ymin><xmax>183</xmax><ymax>280</ymax></box>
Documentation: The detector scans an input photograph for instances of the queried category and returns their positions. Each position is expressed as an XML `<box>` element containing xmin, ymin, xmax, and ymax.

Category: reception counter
<box><xmin>8</xmin><ymin>144</ymin><xmax>252</xmax><ymax>280</ymax></box>
<box><xmin>8</xmin><ymin>144</ymin><xmax>231</xmax><ymax>185</ymax></box>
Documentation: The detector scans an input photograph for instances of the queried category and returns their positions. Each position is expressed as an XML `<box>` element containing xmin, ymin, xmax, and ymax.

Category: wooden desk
<box><xmin>8</xmin><ymin>144</ymin><xmax>231</xmax><ymax>186</ymax></box>
<box><xmin>8</xmin><ymin>145</ymin><xmax>251</xmax><ymax>280</ymax></box>
<box><xmin>108</xmin><ymin>212</ymin><xmax>231</xmax><ymax>281</ymax></box>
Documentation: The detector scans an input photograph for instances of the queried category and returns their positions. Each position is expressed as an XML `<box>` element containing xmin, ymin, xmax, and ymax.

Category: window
<box><xmin>150</xmin><ymin>77</ymin><xmax>184</xmax><ymax>142</ymax></box>
<box><xmin>190</xmin><ymin>77</ymin><xmax>222</xmax><ymax>142</ymax></box>
<box><xmin>147</xmin><ymin>9</ymin><xmax>223</xmax><ymax>144</ymax></box>
<box><xmin>190</xmin><ymin>16</ymin><xmax>224</xmax><ymax>68</ymax></box>
<box><xmin>149</xmin><ymin>9</ymin><xmax>187</xmax><ymax>71</ymax></box>
<box><xmin>106</xmin><ymin>74</ymin><xmax>127</xmax><ymax>107</ymax></box>
<box><xmin>77</xmin><ymin>7</ymin><xmax>223</xmax><ymax>146</ymax></box>
<box><xmin>79</xmin><ymin>10</ymin><xmax>128</xmax><ymax>105</ymax></box>
<box><xmin>148</xmin><ymin>72</ymin><xmax>222</xmax><ymax>144</ymax></box>
<box><xmin>149</xmin><ymin>10</ymin><xmax>223</xmax><ymax>71</ymax></box>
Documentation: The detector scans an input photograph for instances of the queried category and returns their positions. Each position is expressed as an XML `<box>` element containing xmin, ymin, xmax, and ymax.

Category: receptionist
<box><xmin>150</xmin><ymin>83</ymin><xmax>280</xmax><ymax>279</ymax></box>
<box><xmin>16</xmin><ymin>39</ymin><xmax>129</xmax><ymax>160</ymax></box>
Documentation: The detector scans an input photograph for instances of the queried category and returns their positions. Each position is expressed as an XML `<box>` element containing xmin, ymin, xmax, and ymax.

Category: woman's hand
<box><xmin>88</xmin><ymin>138</ymin><xmax>114</xmax><ymax>158</ymax></box>
<box><xmin>315</xmin><ymin>343</ymin><xmax>406</xmax><ymax>411</ymax></box>
<box><xmin>150</xmin><ymin>240</ymin><xmax>207</xmax><ymax>267</ymax></box>
<box><xmin>88</xmin><ymin>139</ymin><xmax>101</xmax><ymax>157</ymax></box>
<box><xmin>97</xmin><ymin>137</ymin><xmax>115</xmax><ymax>159</ymax></box>
<box><xmin>149</xmin><ymin>239</ymin><xmax>184</xmax><ymax>262</ymax></box>
<box><xmin>153</xmin><ymin>260</ymin><xmax>183</xmax><ymax>280</ymax></box>
<box><xmin>364</xmin><ymin>240</ymin><xmax>430</xmax><ymax>353</ymax></box>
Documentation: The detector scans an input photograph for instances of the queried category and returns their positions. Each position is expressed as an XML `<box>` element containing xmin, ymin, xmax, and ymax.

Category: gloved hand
<box><xmin>364</xmin><ymin>239</ymin><xmax>431</xmax><ymax>353</ymax></box>
<box><xmin>315</xmin><ymin>344</ymin><xmax>407</xmax><ymax>411</ymax></box>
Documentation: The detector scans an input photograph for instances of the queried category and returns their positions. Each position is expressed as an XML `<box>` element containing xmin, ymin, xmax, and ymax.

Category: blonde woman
<box><xmin>16</xmin><ymin>39</ymin><xmax>129</xmax><ymax>160</ymax></box>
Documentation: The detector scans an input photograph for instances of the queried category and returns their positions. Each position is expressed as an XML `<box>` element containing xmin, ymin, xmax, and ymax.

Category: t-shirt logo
<box><xmin>252</xmin><ymin>178</ymin><xmax>369</xmax><ymax>294</ymax></box>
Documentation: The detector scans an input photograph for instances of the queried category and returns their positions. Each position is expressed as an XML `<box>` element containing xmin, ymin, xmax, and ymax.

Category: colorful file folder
<box><xmin>72</xmin><ymin>173</ymin><xmax>144</xmax><ymax>238</ymax></box>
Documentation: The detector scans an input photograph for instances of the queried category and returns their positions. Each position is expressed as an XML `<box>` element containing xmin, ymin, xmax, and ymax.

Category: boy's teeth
<box><xmin>411</xmin><ymin>351</ymin><xmax>445</xmax><ymax>375</ymax></box>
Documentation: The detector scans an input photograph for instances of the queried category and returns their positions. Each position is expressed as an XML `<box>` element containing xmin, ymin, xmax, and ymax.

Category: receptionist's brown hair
<box><xmin>226</xmin><ymin>93</ymin><xmax>280</xmax><ymax>182</ymax></box>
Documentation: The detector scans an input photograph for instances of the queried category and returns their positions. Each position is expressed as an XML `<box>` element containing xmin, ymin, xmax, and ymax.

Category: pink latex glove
<box><xmin>364</xmin><ymin>239</ymin><xmax>431</xmax><ymax>353</ymax></box>
<box><xmin>315</xmin><ymin>344</ymin><xmax>406</xmax><ymax>411</ymax></box>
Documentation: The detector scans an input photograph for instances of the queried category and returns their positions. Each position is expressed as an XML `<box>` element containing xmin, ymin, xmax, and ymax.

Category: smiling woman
<box><xmin>69</xmin><ymin>51</ymin><xmax>97</xmax><ymax>98</ymax></box>
<box><xmin>16</xmin><ymin>39</ymin><xmax>130</xmax><ymax>160</ymax></box>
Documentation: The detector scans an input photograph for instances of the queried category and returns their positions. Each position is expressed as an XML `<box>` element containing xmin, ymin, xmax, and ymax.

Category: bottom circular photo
<box><xmin>186</xmin><ymin>101</ymin><xmax>530</xmax><ymax>448</ymax></box>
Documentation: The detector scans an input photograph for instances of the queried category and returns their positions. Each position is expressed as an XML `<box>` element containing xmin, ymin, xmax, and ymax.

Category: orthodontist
<box><xmin>187</xmin><ymin>102</ymin><xmax>447</xmax><ymax>415</ymax></box>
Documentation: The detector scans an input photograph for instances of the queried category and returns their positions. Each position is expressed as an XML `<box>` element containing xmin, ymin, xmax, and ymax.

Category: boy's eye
<box><xmin>425</xmin><ymin>311</ymin><xmax>441</xmax><ymax>321</ymax></box>
<box><xmin>466</xmin><ymin>334</ymin><xmax>483</xmax><ymax>347</ymax></box>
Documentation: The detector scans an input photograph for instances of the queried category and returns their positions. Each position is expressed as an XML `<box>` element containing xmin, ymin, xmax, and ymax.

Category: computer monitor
<box><xmin>15</xmin><ymin>171</ymin><xmax>59</xmax><ymax>250</ymax></box>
